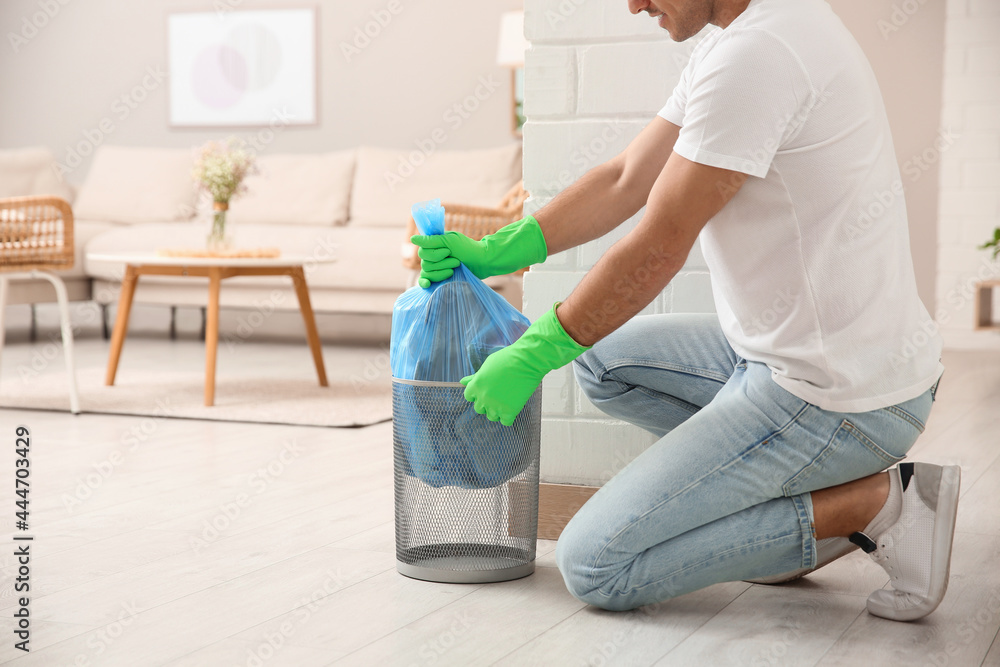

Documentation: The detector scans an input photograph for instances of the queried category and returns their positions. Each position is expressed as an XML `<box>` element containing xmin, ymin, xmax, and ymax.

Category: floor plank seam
<box><xmin>651</xmin><ymin>584</ymin><xmax>755</xmax><ymax>665</ymax></box>
<box><xmin>202</xmin><ymin>566</ymin><xmax>401</xmax><ymax>658</ymax></box>
<box><xmin>982</xmin><ymin>627</ymin><xmax>1000</xmax><ymax>667</ymax></box>
<box><xmin>27</xmin><ymin>473</ymin><xmax>392</xmax><ymax>550</ymax></box>
<box><xmin>327</xmin><ymin>584</ymin><xmax>486</xmax><ymax>662</ymax></box>
<box><xmin>25</xmin><ymin>541</ymin><xmax>397</xmax><ymax>638</ymax></box>
<box><xmin>486</xmin><ymin>604</ymin><xmax>592</xmax><ymax>666</ymax></box>
<box><xmin>811</xmin><ymin>606</ymin><xmax>867</xmax><ymax>666</ymax></box>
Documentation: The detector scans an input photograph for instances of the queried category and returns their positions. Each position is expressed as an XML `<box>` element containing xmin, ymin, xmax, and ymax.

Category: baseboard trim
<box><xmin>537</xmin><ymin>482</ymin><xmax>600</xmax><ymax>540</ymax></box>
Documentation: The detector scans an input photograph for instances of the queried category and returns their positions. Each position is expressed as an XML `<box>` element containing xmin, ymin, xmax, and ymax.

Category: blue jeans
<box><xmin>554</xmin><ymin>313</ymin><xmax>939</xmax><ymax>611</ymax></box>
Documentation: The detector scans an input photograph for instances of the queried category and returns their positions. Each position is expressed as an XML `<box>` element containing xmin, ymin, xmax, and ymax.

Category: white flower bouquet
<box><xmin>192</xmin><ymin>137</ymin><xmax>258</xmax><ymax>249</ymax></box>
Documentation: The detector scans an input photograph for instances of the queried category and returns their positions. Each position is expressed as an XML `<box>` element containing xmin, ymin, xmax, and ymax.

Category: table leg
<box><xmin>105</xmin><ymin>265</ymin><xmax>139</xmax><ymax>386</ymax></box>
<box><xmin>204</xmin><ymin>267</ymin><xmax>222</xmax><ymax>406</ymax></box>
<box><xmin>290</xmin><ymin>267</ymin><xmax>328</xmax><ymax>387</ymax></box>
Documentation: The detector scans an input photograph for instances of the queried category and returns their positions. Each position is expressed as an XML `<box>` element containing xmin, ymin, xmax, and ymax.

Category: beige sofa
<box><xmin>1</xmin><ymin>143</ymin><xmax>524</xmax><ymax>329</ymax></box>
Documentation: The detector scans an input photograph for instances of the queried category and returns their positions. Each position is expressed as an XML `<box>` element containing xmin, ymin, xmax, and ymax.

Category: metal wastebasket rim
<box><xmin>392</xmin><ymin>377</ymin><xmax>465</xmax><ymax>388</ymax></box>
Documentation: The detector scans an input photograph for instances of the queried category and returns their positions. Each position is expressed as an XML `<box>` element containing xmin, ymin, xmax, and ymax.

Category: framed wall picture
<box><xmin>167</xmin><ymin>7</ymin><xmax>318</xmax><ymax>127</ymax></box>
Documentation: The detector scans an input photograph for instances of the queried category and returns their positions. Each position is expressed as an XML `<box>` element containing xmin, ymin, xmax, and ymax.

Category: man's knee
<box><xmin>555</xmin><ymin>525</ymin><xmax>643</xmax><ymax>612</ymax></box>
<box><xmin>556</xmin><ymin>533</ymin><xmax>609</xmax><ymax>609</ymax></box>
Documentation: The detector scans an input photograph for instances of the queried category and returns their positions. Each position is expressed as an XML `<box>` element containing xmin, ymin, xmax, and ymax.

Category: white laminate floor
<box><xmin>0</xmin><ymin>335</ymin><xmax>998</xmax><ymax>666</ymax></box>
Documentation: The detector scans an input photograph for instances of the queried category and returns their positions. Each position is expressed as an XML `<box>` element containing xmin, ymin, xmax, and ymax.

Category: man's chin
<box><xmin>656</xmin><ymin>16</ymin><xmax>697</xmax><ymax>42</ymax></box>
<box><xmin>664</xmin><ymin>22</ymin><xmax>704</xmax><ymax>42</ymax></box>
<box><xmin>664</xmin><ymin>28</ymin><xmax>697</xmax><ymax>42</ymax></box>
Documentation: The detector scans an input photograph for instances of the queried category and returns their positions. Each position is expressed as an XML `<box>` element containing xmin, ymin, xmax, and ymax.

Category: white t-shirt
<box><xmin>658</xmin><ymin>0</ymin><xmax>943</xmax><ymax>413</ymax></box>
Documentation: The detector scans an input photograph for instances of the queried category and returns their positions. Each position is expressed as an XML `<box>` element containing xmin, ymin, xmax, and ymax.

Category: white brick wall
<box><xmin>522</xmin><ymin>1</ymin><xmax>713</xmax><ymax>485</ymax></box>
<box><xmin>935</xmin><ymin>0</ymin><xmax>1000</xmax><ymax>349</ymax></box>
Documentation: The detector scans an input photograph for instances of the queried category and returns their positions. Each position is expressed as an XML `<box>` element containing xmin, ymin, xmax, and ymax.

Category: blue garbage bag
<box><xmin>391</xmin><ymin>199</ymin><xmax>535</xmax><ymax>489</ymax></box>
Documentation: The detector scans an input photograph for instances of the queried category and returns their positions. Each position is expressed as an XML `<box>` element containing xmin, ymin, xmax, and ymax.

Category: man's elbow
<box><xmin>611</xmin><ymin>158</ymin><xmax>654</xmax><ymax>213</ymax></box>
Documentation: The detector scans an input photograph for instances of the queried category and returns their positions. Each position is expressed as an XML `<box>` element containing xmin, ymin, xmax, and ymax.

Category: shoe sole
<box><xmin>866</xmin><ymin>463</ymin><xmax>961</xmax><ymax>621</ymax></box>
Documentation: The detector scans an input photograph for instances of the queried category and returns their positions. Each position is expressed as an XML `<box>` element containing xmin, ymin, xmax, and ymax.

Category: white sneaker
<box><xmin>745</xmin><ymin>537</ymin><xmax>858</xmax><ymax>585</ymax></box>
<box><xmin>849</xmin><ymin>462</ymin><xmax>961</xmax><ymax>621</ymax></box>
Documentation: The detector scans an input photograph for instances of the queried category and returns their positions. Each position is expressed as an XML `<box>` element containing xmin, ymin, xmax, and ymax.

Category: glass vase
<box><xmin>207</xmin><ymin>201</ymin><xmax>231</xmax><ymax>251</ymax></box>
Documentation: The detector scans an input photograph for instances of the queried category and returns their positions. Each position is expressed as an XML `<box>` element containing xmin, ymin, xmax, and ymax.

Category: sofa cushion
<box><xmin>73</xmin><ymin>146</ymin><xmax>199</xmax><ymax>224</ymax></box>
<box><xmin>350</xmin><ymin>144</ymin><xmax>522</xmax><ymax>227</ymax></box>
<box><xmin>64</xmin><ymin>220</ymin><xmax>118</xmax><ymax>279</ymax></box>
<box><xmin>224</xmin><ymin>150</ymin><xmax>355</xmax><ymax>226</ymax></box>
<box><xmin>0</xmin><ymin>147</ymin><xmax>74</xmax><ymax>202</ymax></box>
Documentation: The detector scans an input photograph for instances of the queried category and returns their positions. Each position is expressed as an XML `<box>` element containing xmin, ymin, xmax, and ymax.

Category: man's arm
<box><xmin>457</xmin><ymin>152</ymin><xmax>748</xmax><ymax>424</ymax></box>
<box><xmin>533</xmin><ymin>117</ymin><xmax>681</xmax><ymax>255</ymax></box>
<box><xmin>557</xmin><ymin>152</ymin><xmax>748</xmax><ymax>346</ymax></box>
<box><xmin>411</xmin><ymin>118</ymin><xmax>680</xmax><ymax>286</ymax></box>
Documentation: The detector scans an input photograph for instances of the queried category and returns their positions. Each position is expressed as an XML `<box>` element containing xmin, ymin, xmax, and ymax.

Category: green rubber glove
<box><xmin>411</xmin><ymin>215</ymin><xmax>548</xmax><ymax>289</ymax></box>
<box><xmin>460</xmin><ymin>303</ymin><xmax>591</xmax><ymax>426</ymax></box>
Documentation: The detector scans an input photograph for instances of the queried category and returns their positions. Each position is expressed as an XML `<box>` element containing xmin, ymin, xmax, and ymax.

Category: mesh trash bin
<box><xmin>393</xmin><ymin>379</ymin><xmax>541</xmax><ymax>583</ymax></box>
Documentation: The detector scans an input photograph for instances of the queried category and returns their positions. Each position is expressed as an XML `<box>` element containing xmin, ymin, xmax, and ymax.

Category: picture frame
<box><xmin>167</xmin><ymin>7</ymin><xmax>318</xmax><ymax>128</ymax></box>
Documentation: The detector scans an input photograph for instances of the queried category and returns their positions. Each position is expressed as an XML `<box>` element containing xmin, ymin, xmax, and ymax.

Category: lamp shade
<box><xmin>496</xmin><ymin>10</ymin><xmax>527</xmax><ymax>67</ymax></box>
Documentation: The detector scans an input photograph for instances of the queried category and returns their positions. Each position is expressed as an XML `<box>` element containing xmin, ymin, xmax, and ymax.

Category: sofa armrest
<box><xmin>0</xmin><ymin>195</ymin><xmax>75</xmax><ymax>271</ymax></box>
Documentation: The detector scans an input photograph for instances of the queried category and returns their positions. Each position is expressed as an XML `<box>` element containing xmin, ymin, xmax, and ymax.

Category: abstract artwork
<box><xmin>168</xmin><ymin>8</ymin><xmax>317</xmax><ymax>127</ymax></box>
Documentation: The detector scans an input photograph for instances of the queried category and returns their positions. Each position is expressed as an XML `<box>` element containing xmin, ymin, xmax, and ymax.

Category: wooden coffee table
<box><xmin>88</xmin><ymin>252</ymin><xmax>330</xmax><ymax>406</ymax></box>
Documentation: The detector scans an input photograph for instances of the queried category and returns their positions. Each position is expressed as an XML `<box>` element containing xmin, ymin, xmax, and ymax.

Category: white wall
<box><xmin>935</xmin><ymin>0</ymin><xmax>1000</xmax><ymax>349</ymax></box>
<box><xmin>522</xmin><ymin>0</ymin><xmax>949</xmax><ymax>486</ymax></box>
<box><xmin>521</xmin><ymin>3</ymin><xmax>701</xmax><ymax>485</ymax></box>
<box><xmin>0</xmin><ymin>0</ymin><xmax>522</xmax><ymax>186</ymax></box>
<box><xmin>828</xmin><ymin>0</ymin><xmax>945</xmax><ymax>333</ymax></box>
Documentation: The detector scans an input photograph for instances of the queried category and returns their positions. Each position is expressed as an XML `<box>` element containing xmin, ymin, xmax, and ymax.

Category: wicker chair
<box><xmin>402</xmin><ymin>181</ymin><xmax>530</xmax><ymax>285</ymax></box>
<box><xmin>0</xmin><ymin>195</ymin><xmax>80</xmax><ymax>413</ymax></box>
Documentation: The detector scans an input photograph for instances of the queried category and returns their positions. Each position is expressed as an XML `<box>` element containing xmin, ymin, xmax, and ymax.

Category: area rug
<box><xmin>0</xmin><ymin>366</ymin><xmax>392</xmax><ymax>428</ymax></box>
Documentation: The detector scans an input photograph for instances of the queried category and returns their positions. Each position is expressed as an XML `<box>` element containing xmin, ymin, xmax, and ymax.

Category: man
<box><xmin>412</xmin><ymin>0</ymin><xmax>957</xmax><ymax>621</ymax></box>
